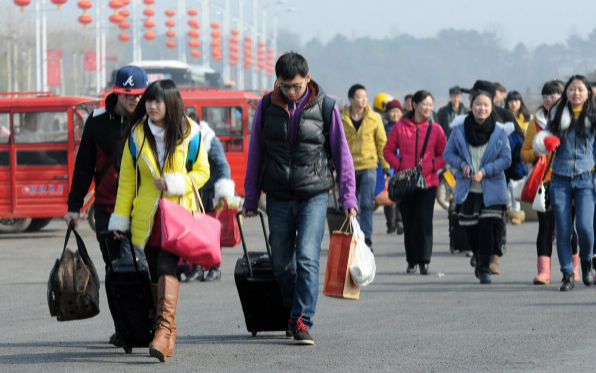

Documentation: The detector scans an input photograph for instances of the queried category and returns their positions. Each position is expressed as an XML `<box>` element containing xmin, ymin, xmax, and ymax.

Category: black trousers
<box><xmin>145</xmin><ymin>246</ymin><xmax>180</xmax><ymax>284</ymax></box>
<box><xmin>94</xmin><ymin>209</ymin><xmax>122</xmax><ymax>271</ymax></box>
<box><xmin>465</xmin><ymin>218</ymin><xmax>501</xmax><ymax>267</ymax></box>
<box><xmin>399</xmin><ymin>187</ymin><xmax>436</xmax><ymax>265</ymax></box>
<box><xmin>384</xmin><ymin>203</ymin><xmax>402</xmax><ymax>229</ymax></box>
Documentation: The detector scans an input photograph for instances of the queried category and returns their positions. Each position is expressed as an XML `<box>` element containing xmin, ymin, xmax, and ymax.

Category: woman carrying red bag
<box><xmin>108</xmin><ymin>79</ymin><xmax>210</xmax><ymax>362</ymax></box>
<box><xmin>521</xmin><ymin>80</ymin><xmax>579</xmax><ymax>285</ymax></box>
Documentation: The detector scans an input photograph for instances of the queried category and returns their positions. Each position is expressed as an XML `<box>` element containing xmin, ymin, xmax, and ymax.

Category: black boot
<box><xmin>476</xmin><ymin>256</ymin><xmax>491</xmax><ymax>284</ymax></box>
<box><xmin>185</xmin><ymin>264</ymin><xmax>204</xmax><ymax>282</ymax></box>
<box><xmin>406</xmin><ymin>263</ymin><xmax>417</xmax><ymax>274</ymax></box>
<box><xmin>559</xmin><ymin>272</ymin><xmax>575</xmax><ymax>291</ymax></box>
<box><xmin>202</xmin><ymin>267</ymin><xmax>221</xmax><ymax>282</ymax></box>
<box><xmin>419</xmin><ymin>263</ymin><xmax>430</xmax><ymax>275</ymax></box>
<box><xmin>580</xmin><ymin>260</ymin><xmax>595</xmax><ymax>286</ymax></box>
<box><xmin>395</xmin><ymin>222</ymin><xmax>404</xmax><ymax>235</ymax></box>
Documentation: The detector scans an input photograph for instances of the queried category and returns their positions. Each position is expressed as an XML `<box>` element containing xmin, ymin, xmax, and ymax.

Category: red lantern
<box><xmin>257</xmin><ymin>56</ymin><xmax>266</xmax><ymax>62</ymax></box>
<box><xmin>266</xmin><ymin>60</ymin><xmax>274</xmax><ymax>66</ymax></box>
<box><xmin>258</xmin><ymin>42</ymin><xmax>266</xmax><ymax>47</ymax></box>
<box><xmin>230</xmin><ymin>52</ymin><xmax>240</xmax><ymax>60</ymax></box>
<box><xmin>214</xmin><ymin>56</ymin><xmax>222</xmax><ymax>61</ymax></box>
<box><xmin>165</xmin><ymin>9</ymin><xmax>176</xmax><ymax>17</ymax></box>
<box><xmin>14</xmin><ymin>0</ymin><xmax>31</xmax><ymax>12</ymax></box>
<box><xmin>229</xmin><ymin>37</ymin><xmax>239</xmax><ymax>44</ymax></box>
<box><xmin>77</xmin><ymin>0</ymin><xmax>91</xmax><ymax>10</ymax></box>
<box><xmin>78</xmin><ymin>13</ymin><xmax>93</xmax><ymax>28</ymax></box>
<box><xmin>166</xmin><ymin>40</ymin><xmax>177</xmax><ymax>49</ymax></box>
<box><xmin>188</xmin><ymin>39</ymin><xmax>201</xmax><ymax>48</ymax></box>
<box><xmin>109</xmin><ymin>0</ymin><xmax>123</xmax><ymax>9</ymax></box>
<box><xmin>244</xmin><ymin>50</ymin><xmax>252</xmax><ymax>57</ymax></box>
<box><xmin>143</xmin><ymin>0</ymin><xmax>154</xmax><ymax>4</ymax></box>
<box><xmin>188</xmin><ymin>8</ymin><xmax>198</xmax><ymax>17</ymax></box>
<box><xmin>191</xmin><ymin>50</ymin><xmax>201</xmax><ymax>58</ymax></box>
<box><xmin>144</xmin><ymin>30</ymin><xmax>156</xmax><ymax>41</ymax></box>
<box><xmin>121</xmin><ymin>0</ymin><xmax>129</xmax><ymax>5</ymax></box>
<box><xmin>211</xmin><ymin>30</ymin><xmax>221</xmax><ymax>38</ymax></box>
<box><xmin>231</xmin><ymin>29</ymin><xmax>240</xmax><ymax>36</ymax></box>
<box><xmin>244</xmin><ymin>58</ymin><xmax>252</xmax><ymax>64</ymax></box>
<box><xmin>119</xmin><ymin>32</ymin><xmax>130</xmax><ymax>42</ymax></box>
<box><xmin>51</xmin><ymin>0</ymin><xmax>67</xmax><ymax>10</ymax></box>
<box><xmin>230</xmin><ymin>60</ymin><xmax>237</xmax><ymax>66</ymax></box>
<box><xmin>165</xmin><ymin>19</ymin><xmax>176</xmax><ymax>28</ymax></box>
<box><xmin>188</xmin><ymin>19</ymin><xmax>200</xmax><ymax>28</ymax></box>
<box><xmin>256</xmin><ymin>68</ymin><xmax>262</xmax><ymax>73</ymax></box>
<box><xmin>211</xmin><ymin>38</ymin><xmax>222</xmax><ymax>47</ymax></box>
<box><xmin>109</xmin><ymin>14</ymin><xmax>124</xmax><ymax>26</ymax></box>
<box><xmin>257</xmin><ymin>62</ymin><xmax>266</xmax><ymax>69</ymax></box>
<box><xmin>143</xmin><ymin>19</ymin><xmax>155</xmax><ymax>28</ymax></box>
<box><xmin>229</xmin><ymin>45</ymin><xmax>240</xmax><ymax>52</ymax></box>
<box><xmin>166</xmin><ymin>30</ymin><xmax>176</xmax><ymax>38</ymax></box>
<box><xmin>266</xmin><ymin>72</ymin><xmax>272</xmax><ymax>77</ymax></box>
<box><xmin>188</xmin><ymin>29</ymin><xmax>200</xmax><ymax>38</ymax></box>
<box><xmin>143</xmin><ymin>8</ymin><xmax>155</xmax><ymax>17</ymax></box>
<box><xmin>119</xmin><ymin>8</ymin><xmax>130</xmax><ymax>18</ymax></box>
<box><xmin>212</xmin><ymin>47</ymin><xmax>222</xmax><ymax>55</ymax></box>
<box><xmin>267</xmin><ymin>48</ymin><xmax>275</xmax><ymax>53</ymax></box>
<box><xmin>119</xmin><ymin>21</ymin><xmax>130</xmax><ymax>29</ymax></box>
<box><xmin>210</xmin><ymin>22</ymin><xmax>221</xmax><ymax>29</ymax></box>
<box><xmin>256</xmin><ymin>48</ymin><xmax>265</xmax><ymax>54</ymax></box>
<box><xmin>243</xmin><ymin>42</ymin><xmax>252</xmax><ymax>49</ymax></box>
<box><xmin>244</xmin><ymin>36</ymin><xmax>253</xmax><ymax>42</ymax></box>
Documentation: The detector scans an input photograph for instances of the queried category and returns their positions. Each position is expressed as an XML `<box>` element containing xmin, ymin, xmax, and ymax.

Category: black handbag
<box><xmin>388</xmin><ymin>121</ymin><xmax>433</xmax><ymax>203</ymax></box>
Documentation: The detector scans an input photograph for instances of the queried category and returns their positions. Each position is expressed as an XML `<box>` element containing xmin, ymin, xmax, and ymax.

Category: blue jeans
<box><xmin>550</xmin><ymin>172</ymin><xmax>595</xmax><ymax>274</ymax></box>
<box><xmin>355</xmin><ymin>168</ymin><xmax>377</xmax><ymax>242</ymax></box>
<box><xmin>266</xmin><ymin>192</ymin><xmax>328</xmax><ymax>332</ymax></box>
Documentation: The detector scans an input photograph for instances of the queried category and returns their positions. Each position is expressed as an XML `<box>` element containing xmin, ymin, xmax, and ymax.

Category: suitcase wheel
<box><xmin>251</xmin><ymin>330</ymin><xmax>257</xmax><ymax>337</ymax></box>
<box><xmin>124</xmin><ymin>347</ymin><xmax>132</xmax><ymax>354</ymax></box>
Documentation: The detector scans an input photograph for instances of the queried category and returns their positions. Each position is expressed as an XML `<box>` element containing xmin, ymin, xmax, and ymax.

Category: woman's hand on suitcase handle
<box><xmin>112</xmin><ymin>230</ymin><xmax>125</xmax><ymax>240</ymax></box>
<box><xmin>344</xmin><ymin>207</ymin><xmax>357</xmax><ymax>219</ymax></box>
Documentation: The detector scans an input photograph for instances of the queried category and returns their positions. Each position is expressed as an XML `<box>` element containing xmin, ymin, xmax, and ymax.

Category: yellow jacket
<box><xmin>341</xmin><ymin>106</ymin><xmax>389</xmax><ymax>170</ymax></box>
<box><xmin>108</xmin><ymin>119</ymin><xmax>210</xmax><ymax>249</ymax></box>
<box><xmin>521</xmin><ymin>107</ymin><xmax>552</xmax><ymax>182</ymax></box>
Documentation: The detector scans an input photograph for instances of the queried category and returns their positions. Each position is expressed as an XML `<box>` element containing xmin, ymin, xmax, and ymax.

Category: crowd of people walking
<box><xmin>62</xmin><ymin>51</ymin><xmax>596</xmax><ymax>358</ymax></box>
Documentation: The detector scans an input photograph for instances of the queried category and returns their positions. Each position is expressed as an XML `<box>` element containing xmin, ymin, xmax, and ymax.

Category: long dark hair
<box><xmin>505</xmin><ymin>91</ymin><xmax>531</xmax><ymax>122</ymax></box>
<box><xmin>120</xmin><ymin>79</ymin><xmax>190</xmax><ymax>171</ymax></box>
<box><xmin>539</xmin><ymin>79</ymin><xmax>564</xmax><ymax>116</ymax></box>
<box><xmin>550</xmin><ymin>75</ymin><xmax>596</xmax><ymax>138</ymax></box>
<box><xmin>470</xmin><ymin>91</ymin><xmax>502</xmax><ymax>123</ymax></box>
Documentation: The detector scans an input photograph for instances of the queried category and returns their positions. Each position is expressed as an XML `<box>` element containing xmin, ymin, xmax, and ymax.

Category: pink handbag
<box><xmin>153</xmin><ymin>179</ymin><xmax>222</xmax><ymax>268</ymax></box>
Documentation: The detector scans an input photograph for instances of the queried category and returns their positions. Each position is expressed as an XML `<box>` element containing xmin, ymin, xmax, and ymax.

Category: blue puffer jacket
<box><xmin>443</xmin><ymin>115</ymin><xmax>513</xmax><ymax>206</ymax></box>
<box><xmin>533</xmin><ymin>104</ymin><xmax>596</xmax><ymax>178</ymax></box>
<box><xmin>199</xmin><ymin>121</ymin><xmax>231</xmax><ymax>191</ymax></box>
<box><xmin>505</xmin><ymin>132</ymin><xmax>528</xmax><ymax>181</ymax></box>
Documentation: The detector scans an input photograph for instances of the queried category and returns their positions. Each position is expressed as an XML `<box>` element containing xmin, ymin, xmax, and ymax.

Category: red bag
<box><xmin>521</xmin><ymin>155</ymin><xmax>547</xmax><ymax>203</ymax></box>
<box><xmin>207</xmin><ymin>199</ymin><xmax>241</xmax><ymax>248</ymax></box>
<box><xmin>152</xmin><ymin>180</ymin><xmax>222</xmax><ymax>268</ymax></box>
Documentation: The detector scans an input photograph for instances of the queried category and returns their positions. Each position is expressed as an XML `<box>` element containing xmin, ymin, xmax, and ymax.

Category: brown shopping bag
<box><xmin>323</xmin><ymin>218</ymin><xmax>360</xmax><ymax>300</ymax></box>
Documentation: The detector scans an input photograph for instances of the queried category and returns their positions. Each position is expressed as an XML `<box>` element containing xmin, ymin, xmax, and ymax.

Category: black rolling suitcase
<box><xmin>234</xmin><ymin>211</ymin><xmax>288</xmax><ymax>337</ymax></box>
<box><xmin>100</xmin><ymin>231</ymin><xmax>156</xmax><ymax>354</ymax></box>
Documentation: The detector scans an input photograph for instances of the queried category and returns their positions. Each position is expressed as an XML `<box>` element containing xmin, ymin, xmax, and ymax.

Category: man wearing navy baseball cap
<box><xmin>64</xmin><ymin>65</ymin><xmax>148</xmax><ymax>347</ymax></box>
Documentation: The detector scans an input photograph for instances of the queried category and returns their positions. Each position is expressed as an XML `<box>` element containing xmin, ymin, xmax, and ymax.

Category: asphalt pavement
<box><xmin>1</xmin><ymin>205</ymin><xmax>595</xmax><ymax>373</ymax></box>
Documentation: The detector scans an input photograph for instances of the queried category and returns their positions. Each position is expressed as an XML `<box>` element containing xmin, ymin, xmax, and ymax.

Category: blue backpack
<box><xmin>129</xmin><ymin>131</ymin><xmax>201</xmax><ymax>172</ymax></box>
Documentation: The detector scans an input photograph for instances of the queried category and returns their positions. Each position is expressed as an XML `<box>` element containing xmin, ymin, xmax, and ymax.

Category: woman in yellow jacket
<box><xmin>521</xmin><ymin>80</ymin><xmax>578</xmax><ymax>285</ymax></box>
<box><xmin>108</xmin><ymin>79</ymin><xmax>209</xmax><ymax>362</ymax></box>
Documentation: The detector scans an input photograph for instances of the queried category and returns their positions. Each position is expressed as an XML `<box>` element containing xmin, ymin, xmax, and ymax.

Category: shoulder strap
<box><xmin>128</xmin><ymin>133</ymin><xmax>137</xmax><ymax>163</ymax></box>
<box><xmin>186</xmin><ymin>132</ymin><xmax>202</xmax><ymax>172</ymax></box>
<box><xmin>322</xmin><ymin>96</ymin><xmax>335</xmax><ymax>157</ymax></box>
<box><xmin>260</xmin><ymin>93</ymin><xmax>272</xmax><ymax>126</ymax></box>
<box><xmin>418</xmin><ymin>121</ymin><xmax>434</xmax><ymax>164</ymax></box>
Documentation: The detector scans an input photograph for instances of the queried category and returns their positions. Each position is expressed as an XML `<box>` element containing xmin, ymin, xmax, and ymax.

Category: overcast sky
<box><xmin>7</xmin><ymin>0</ymin><xmax>596</xmax><ymax>50</ymax></box>
<box><xmin>269</xmin><ymin>0</ymin><xmax>595</xmax><ymax>49</ymax></box>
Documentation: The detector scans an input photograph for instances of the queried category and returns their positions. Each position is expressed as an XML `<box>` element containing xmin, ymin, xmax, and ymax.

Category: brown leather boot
<box><xmin>489</xmin><ymin>255</ymin><xmax>500</xmax><ymax>275</ymax></box>
<box><xmin>150</xmin><ymin>283</ymin><xmax>176</xmax><ymax>357</ymax></box>
<box><xmin>149</xmin><ymin>275</ymin><xmax>179</xmax><ymax>362</ymax></box>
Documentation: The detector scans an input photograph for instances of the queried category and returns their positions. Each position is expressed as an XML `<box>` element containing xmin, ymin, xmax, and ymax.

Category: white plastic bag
<box><xmin>349</xmin><ymin>217</ymin><xmax>376</xmax><ymax>286</ymax></box>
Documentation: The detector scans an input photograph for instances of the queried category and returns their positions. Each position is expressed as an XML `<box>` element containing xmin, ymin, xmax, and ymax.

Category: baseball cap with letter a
<box><xmin>113</xmin><ymin>65</ymin><xmax>148</xmax><ymax>95</ymax></box>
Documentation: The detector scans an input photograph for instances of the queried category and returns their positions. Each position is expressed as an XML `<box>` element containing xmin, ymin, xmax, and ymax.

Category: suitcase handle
<box><xmin>236</xmin><ymin>210</ymin><xmax>271</xmax><ymax>279</ymax></box>
<box><xmin>99</xmin><ymin>230</ymin><xmax>140</xmax><ymax>275</ymax></box>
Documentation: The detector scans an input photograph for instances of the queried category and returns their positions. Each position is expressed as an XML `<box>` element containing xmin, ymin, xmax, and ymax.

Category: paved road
<box><xmin>1</xmin><ymin>206</ymin><xmax>595</xmax><ymax>373</ymax></box>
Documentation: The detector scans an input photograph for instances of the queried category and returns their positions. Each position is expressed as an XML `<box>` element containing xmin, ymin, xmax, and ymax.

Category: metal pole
<box><xmin>223</xmin><ymin>0</ymin><xmax>230</xmax><ymax>82</ymax></box>
<box><xmin>237</xmin><ymin>0</ymin><xmax>244</xmax><ymax>90</ymax></box>
<box><xmin>202</xmin><ymin>1</ymin><xmax>209</xmax><ymax>68</ymax></box>
<box><xmin>95</xmin><ymin>0</ymin><xmax>100</xmax><ymax>93</ymax></box>
<box><xmin>101</xmin><ymin>12</ymin><xmax>107</xmax><ymax>90</ymax></box>
<box><xmin>14</xmin><ymin>42</ymin><xmax>20</xmax><ymax>92</ymax></box>
<box><xmin>7</xmin><ymin>41</ymin><xmax>12</xmax><ymax>93</ymax></box>
<box><xmin>42</xmin><ymin>0</ymin><xmax>48</xmax><ymax>92</ymax></box>
<box><xmin>178</xmin><ymin>0</ymin><xmax>186</xmax><ymax>63</ymax></box>
<box><xmin>261</xmin><ymin>9</ymin><xmax>267</xmax><ymax>89</ymax></box>
<box><xmin>35</xmin><ymin>0</ymin><xmax>41</xmax><ymax>91</ymax></box>
<box><xmin>132</xmin><ymin>0</ymin><xmax>137</xmax><ymax>62</ymax></box>
<box><xmin>252</xmin><ymin>0</ymin><xmax>257</xmax><ymax>89</ymax></box>
<box><xmin>27</xmin><ymin>48</ymin><xmax>32</xmax><ymax>92</ymax></box>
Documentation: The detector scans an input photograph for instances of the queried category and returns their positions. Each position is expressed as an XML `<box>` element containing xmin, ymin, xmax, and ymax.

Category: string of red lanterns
<box><xmin>77</xmin><ymin>0</ymin><xmax>92</xmax><ymax>29</ymax></box>
<box><xmin>243</xmin><ymin>35</ymin><xmax>253</xmax><ymax>70</ymax></box>
<box><xmin>165</xmin><ymin>9</ymin><xmax>176</xmax><ymax>49</ymax></box>
<box><xmin>266</xmin><ymin>47</ymin><xmax>275</xmax><ymax>77</ymax></box>
<box><xmin>229</xmin><ymin>29</ymin><xmax>240</xmax><ymax>66</ymax></box>
<box><xmin>143</xmin><ymin>0</ymin><xmax>156</xmax><ymax>44</ymax></box>
<box><xmin>187</xmin><ymin>8</ymin><xmax>201</xmax><ymax>59</ymax></box>
<box><xmin>210</xmin><ymin>22</ymin><xmax>222</xmax><ymax>61</ymax></box>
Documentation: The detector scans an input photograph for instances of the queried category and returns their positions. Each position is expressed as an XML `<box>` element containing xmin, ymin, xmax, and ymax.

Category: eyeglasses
<box><xmin>278</xmin><ymin>78</ymin><xmax>306</xmax><ymax>92</ymax></box>
<box><xmin>542</xmin><ymin>94</ymin><xmax>560</xmax><ymax>101</ymax></box>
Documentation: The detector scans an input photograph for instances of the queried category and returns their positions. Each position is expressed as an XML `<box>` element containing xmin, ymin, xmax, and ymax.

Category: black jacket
<box><xmin>259</xmin><ymin>82</ymin><xmax>335</xmax><ymax>200</ymax></box>
<box><xmin>67</xmin><ymin>93</ymin><xmax>127</xmax><ymax>213</ymax></box>
<box><xmin>437</xmin><ymin>103</ymin><xmax>468</xmax><ymax>138</ymax></box>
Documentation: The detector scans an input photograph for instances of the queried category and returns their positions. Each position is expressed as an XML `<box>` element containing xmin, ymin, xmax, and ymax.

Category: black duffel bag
<box><xmin>388</xmin><ymin>122</ymin><xmax>433</xmax><ymax>203</ymax></box>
